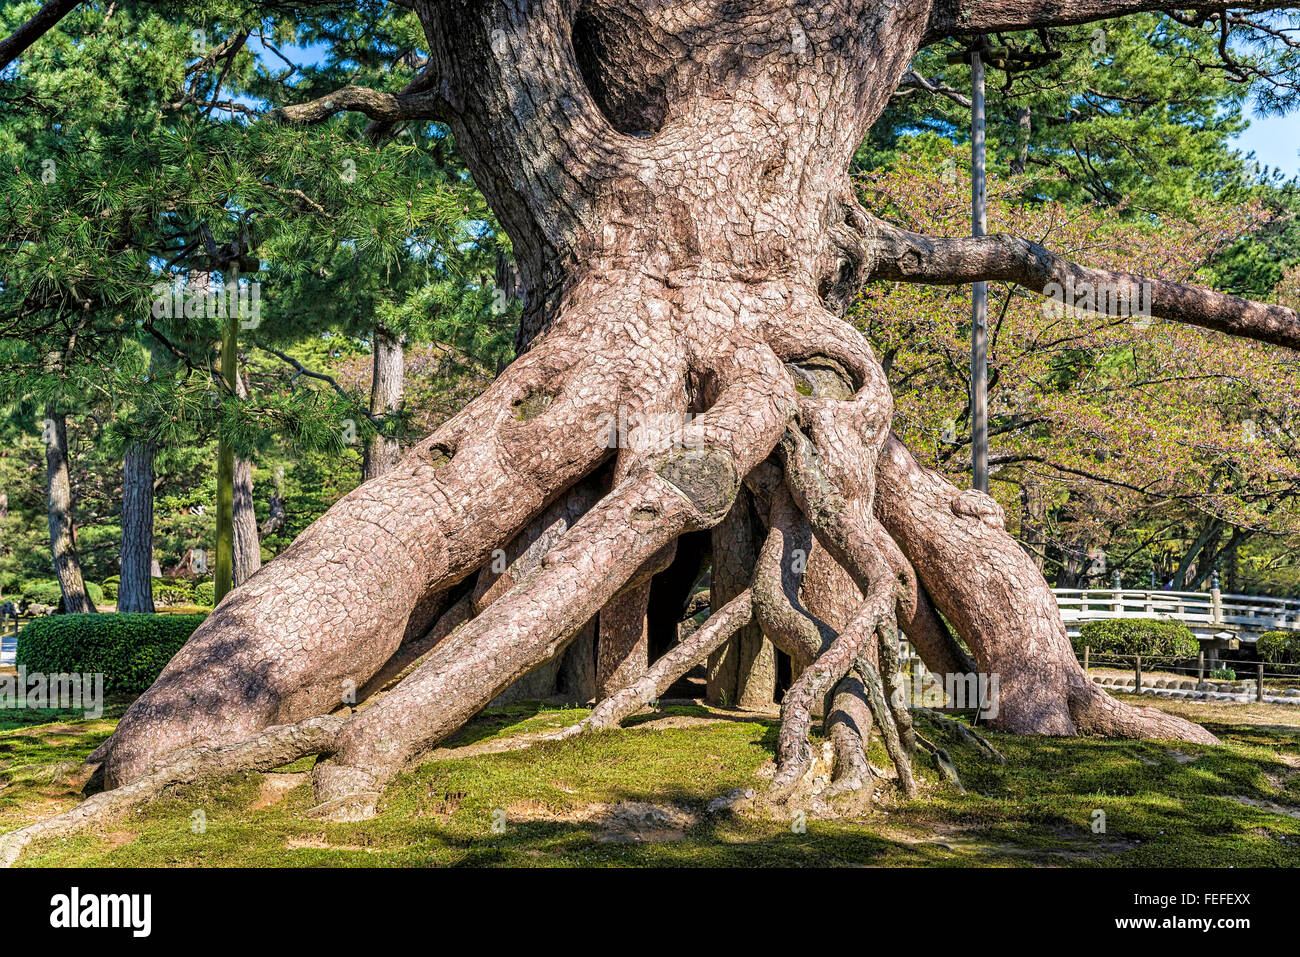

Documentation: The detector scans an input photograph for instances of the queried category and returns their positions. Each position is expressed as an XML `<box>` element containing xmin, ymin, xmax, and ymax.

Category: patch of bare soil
<box><xmin>506</xmin><ymin>799</ymin><xmax>702</xmax><ymax>843</ymax></box>
<box><xmin>1225</xmin><ymin>795</ymin><xmax>1300</xmax><ymax>820</ymax></box>
<box><xmin>102</xmin><ymin>830</ymin><xmax>137</xmax><ymax>849</ymax></box>
<box><xmin>285</xmin><ymin>834</ymin><xmax>380</xmax><ymax>853</ymax></box>
<box><xmin>876</xmin><ymin>822</ymin><xmax>1134</xmax><ymax>863</ymax></box>
<box><xmin>252</xmin><ymin>772</ymin><xmax>308</xmax><ymax>810</ymax></box>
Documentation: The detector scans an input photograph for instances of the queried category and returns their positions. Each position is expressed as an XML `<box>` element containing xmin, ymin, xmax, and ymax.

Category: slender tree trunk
<box><xmin>363</xmin><ymin>326</ymin><xmax>406</xmax><ymax>482</ymax></box>
<box><xmin>214</xmin><ymin>272</ymin><xmax>236</xmax><ymax>605</ymax></box>
<box><xmin>42</xmin><ymin>408</ymin><xmax>95</xmax><ymax>614</ymax></box>
<box><xmin>1019</xmin><ymin>484</ymin><xmax>1047</xmax><ymax>573</ymax></box>
<box><xmin>118</xmin><ymin>440</ymin><xmax>156</xmax><ymax>613</ymax></box>
<box><xmin>228</xmin><ymin>367</ymin><xmax>262</xmax><ymax>587</ymax></box>
<box><xmin>1010</xmin><ymin>106</ymin><xmax>1031</xmax><ymax>175</ymax></box>
<box><xmin>232</xmin><ymin>455</ymin><xmax>261</xmax><ymax>586</ymax></box>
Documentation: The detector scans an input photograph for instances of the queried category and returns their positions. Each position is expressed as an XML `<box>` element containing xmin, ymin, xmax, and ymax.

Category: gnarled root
<box><xmin>96</xmin><ymin>321</ymin><xmax>629</xmax><ymax>787</ymax></box>
<box><xmin>16</xmin><ymin>289</ymin><xmax>1220</xmax><ymax>858</ymax></box>
<box><xmin>822</xmin><ymin>674</ymin><xmax>875</xmax><ymax>811</ymax></box>
<box><xmin>854</xmin><ymin>654</ymin><xmax>918</xmax><ymax>798</ymax></box>
<box><xmin>552</xmin><ymin>590</ymin><xmax>754</xmax><ymax>739</ymax></box>
<box><xmin>311</xmin><ymin>335</ymin><xmax>799</xmax><ymax>814</ymax></box>
<box><xmin>914</xmin><ymin>708</ymin><xmax>1005</xmax><ymax>765</ymax></box>
<box><xmin>874</xmin><ymin>435</ymin><xmax>1217</xmax><ymax>746</ymax></box>
<box><xmin>2</xmin><ymin>715</ymin><xmax>345</xmax><ymax>868</ymax></box>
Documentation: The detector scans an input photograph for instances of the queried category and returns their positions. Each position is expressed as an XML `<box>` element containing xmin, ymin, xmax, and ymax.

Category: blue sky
<box><xmin>1234</xmin><ymin>106</ymin><xmax>1300</xmax><ymax>177</ymax></box>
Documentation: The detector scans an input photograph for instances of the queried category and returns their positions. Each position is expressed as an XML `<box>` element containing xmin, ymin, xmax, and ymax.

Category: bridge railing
<box><xmin>1052</xmin><ymin>588</ymin><xmax>1300</xmax><ymax>634</ymax></box>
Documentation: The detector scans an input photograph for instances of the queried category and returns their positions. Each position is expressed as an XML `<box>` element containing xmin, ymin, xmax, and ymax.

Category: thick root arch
<box><xmin>9</xmin><ymin>295</ymin><xmax>1219</xmax><ymax>863</ymax></box>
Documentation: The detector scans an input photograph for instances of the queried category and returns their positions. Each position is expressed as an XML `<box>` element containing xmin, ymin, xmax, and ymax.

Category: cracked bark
<box><xmin>66</xmin><ymin>0</ymin><xmax>1282</xmax><ymax>837</ymax></box>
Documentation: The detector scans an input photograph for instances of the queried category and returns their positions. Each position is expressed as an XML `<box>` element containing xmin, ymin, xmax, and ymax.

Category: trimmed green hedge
<box><xmin>1258</xmin><ymin>630</ymin><xmax>1300</xmax><ymax>665</ymax></box>
<box><xmin>16</xmin><ymin>613</ymin><xmax>207</xmax><ymax>693</ymax></box>
<box><xmin>1073</xmin><ymin>618</ymin><xmax>1199</xmax><ymax>659</ymax></box>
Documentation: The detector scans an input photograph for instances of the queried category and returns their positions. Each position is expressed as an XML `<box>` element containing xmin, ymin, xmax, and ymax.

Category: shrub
<box><xmin>19</xmin><ymin>579</ymin><xmax>103</xmax><ymax>608</ymax></box>
<box><xmin>193</xmin><ymin>580</ymin><xmax>215</xmax><ymax>607</ymax></box>
<box><xmin>101</xmin><ymin>576</ymin><xmax>120</xmax><ymax>602</ymax></box>
<box><xmin>152</xmin><ymin>577</ymin><xmax>196</xmax><ymax>607</ymax></box>
<box><xmin>1257</xmin><ymin>630</ymin><xmax>1300</xmax><ymax>665</ymax></box>
<box><xmin>1209</xmin><ymin>667</ymin><xmax>1237</xmax><ymax>681</ymax></box>
<box><xmin>20</xmin><ymin>579</ymin><xmax>63</xmax><ymax>607</ymax></box>
<box><xmin>16</xmin><ymin>613</ymin><xmax>207</xmax><ymax>693</ymax></box>
<box><xmin>1074</xmin><ymin>618</ymin><xmax>1199</xmax><ymax>659</ymax></box>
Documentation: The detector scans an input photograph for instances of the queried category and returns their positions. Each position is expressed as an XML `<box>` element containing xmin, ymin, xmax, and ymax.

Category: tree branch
<box><xmin>869</xmin><ymin>220</ymin><xmax>1300</xmax><ymax>350</ymax></box>
<box><xmin>924</xmin><ymin>0</ymin><xmax>1299</xmax><ymax>43</ymax></box>
<box><xmin>265</xmin><ymin>84</ymin><xmax>443</xmax><ymax>127</ymax></box>
<box><xmin>0</xmin><ymin>0</ymin><xmax>80</xmax><ymax>73</ymax></box>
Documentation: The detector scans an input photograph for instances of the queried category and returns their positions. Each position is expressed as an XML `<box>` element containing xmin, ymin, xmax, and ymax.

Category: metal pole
<box><xmin>970</xmin><ymin>47</ymin><xmax>989</xmax><ymax>493</ymax></box>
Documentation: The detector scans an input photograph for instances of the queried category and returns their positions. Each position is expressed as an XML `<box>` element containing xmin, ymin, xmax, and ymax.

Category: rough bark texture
<box><xmin>231</xmin><ymin>455</ymin><xmax>262</xmax><ymax>586</ymax></box>
<box><xmin>597</xmin><ymin>583</ymin><xmax>651</xmax><ymax>699</ymax></box>
<box><xmin>118</xmin><ymin>440</ymin><xmax>156</xmax><ymax>614</ymax></box>
<box><xmin>363</xmin><ymin>326</ymin><xmax>406</xmax><ymax>482</ymax></box>
<box><xmin>874</xmin><ymin>435</ymin><xmax>1215</xmax><ymax>742</ymax></box>
<box><xmin>708</xmin><ymin>489</ymin><xmax>775</xmax><ymax>709</ymax></box>
<box><xmin>76</xmin><ymin>0</ymin><xmax>1264</xmax><ymax>827</ymax></box>
<box><xmin>232</xmin><ymin>371</ymin><xmax>262</xmax><ymax>586</ymax></box>
<box><xmin>563</xmin><ymin>590</ymin><xmax>753</xmax><ymax>737</ymax></box>
<box><xmin>43</xmin><ymin>408</ymin><xmax>95</xmax><ymax>615</ymax></box>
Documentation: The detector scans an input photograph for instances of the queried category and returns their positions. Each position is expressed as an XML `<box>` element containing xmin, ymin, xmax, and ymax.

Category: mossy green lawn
<box><xmin>1</xmin><ymin>695</ymin><xmax>1298</xmax><ymax>867</ymax></box>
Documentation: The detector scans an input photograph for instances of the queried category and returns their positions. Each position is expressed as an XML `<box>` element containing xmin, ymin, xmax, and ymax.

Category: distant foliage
<box><xmin>1257</xmin><ymin>631</ymin><xmax>1300</xmax><ymax>664</ymax></box>
<box><xmin>19</xmin><ymin>579</ymin><xmax>103</xmax><ymax>609</ymax></box>
<box><xmin>193</xmin><ymin>581</ymin><xmax>216</xmax><ymax>607</ymax></box>
<box><xmin>16</xmin><ymin>613</ymin><xmax>207</xmax><ymax>693</ymax></box>
<box><xmin>1074</xmin><ymin>619</ymin><xmax>1199</xmax><ymax>659</ymax></box>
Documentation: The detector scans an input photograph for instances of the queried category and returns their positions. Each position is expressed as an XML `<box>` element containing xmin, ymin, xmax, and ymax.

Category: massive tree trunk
<box><xmin>78</xmin><ymin>0</ymin><xmax>1298</xmax><ymax>827</ymax></box>
<box><xmin>118</xmin><ymin>440</ymin><xmax>156</xmax><ymax>614</ymax></box>
<box><xmin>42</xmin><ymin>408</ymin><xmax>96</xmax><ymax>615</ymax></box>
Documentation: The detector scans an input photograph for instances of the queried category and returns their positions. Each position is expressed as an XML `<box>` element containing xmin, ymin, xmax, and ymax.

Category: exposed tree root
<box><xmin>49</xmin><ymin>287</ymin><xmax>1216</xmax><ymax>842</ymax></box>
<box><xmin>552</xmin><ymin>590</ymin><xmax>753</xmax><ymax>739</ymax></box>
<box><xmin>822</xmin><ymin>674</ymin><xmax>876</xmax><ymax>811</ymax></box>
<box><xmin>874</xmin><ymin>434</ymin><xmax>1218</xmax><ymax>745</ymax></box>
<box><xmin>855</xmin><ymin>656</ymin><xmax>919</xmax><ymax>799</ymax></box>
<box><xmin>915</xmin><ymin>708</ymin><xmax>1006</xmax><ymax>765</ymax></box>
<box><xmin>1</xmin><ymin>715</ymin><xmax>345</xmax><ymax>868</ymax></box>
<box><xmin>913</xmin><ymin>729</ymin><xmax>964</xmax><ymax>793</ymax></box>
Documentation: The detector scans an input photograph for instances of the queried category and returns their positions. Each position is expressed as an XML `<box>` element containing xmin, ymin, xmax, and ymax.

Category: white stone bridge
<box><xmin>1053</xmin><ymin>588</ymin><xmax>1300</xmax><ymax>648</ymax></box>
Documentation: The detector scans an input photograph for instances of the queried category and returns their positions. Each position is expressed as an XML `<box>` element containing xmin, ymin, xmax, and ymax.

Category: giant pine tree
<box><xmin>5</xmin><ymin>0</ymin><xmax>1300</xmax><ymax>846</ymax></box>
